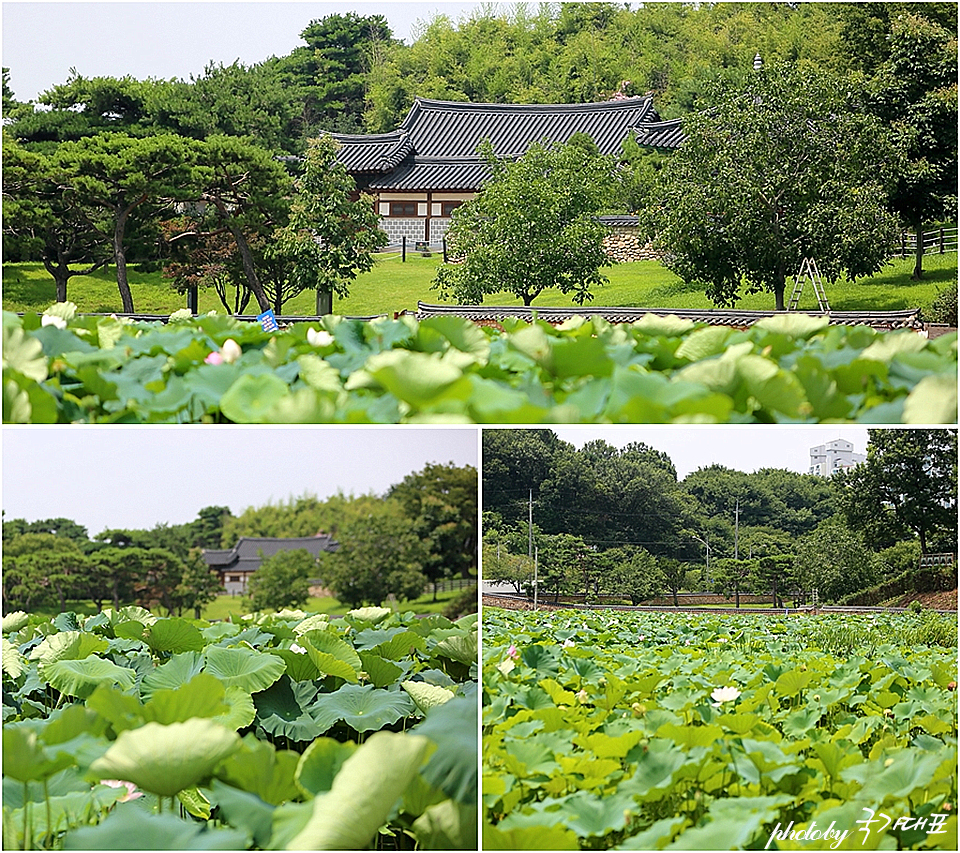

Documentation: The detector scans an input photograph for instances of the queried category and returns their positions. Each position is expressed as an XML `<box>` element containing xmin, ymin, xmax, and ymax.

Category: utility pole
<box><xmin>734</xmin><ymin>498</ymin><xmax>740</xmax><ymax>609</ymax></box>
<box><xmin>528</xmin><ymin>488</ymin><xmax>533</xmax><ymax>561</ymax></box>
<box><xmin>534</xmin><ymin>546</ymin><xmax>539</xmax><ymax>611</ymax></box>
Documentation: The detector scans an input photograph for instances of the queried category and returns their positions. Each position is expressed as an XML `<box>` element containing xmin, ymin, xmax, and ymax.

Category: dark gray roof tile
<box><xmin>414</xmin><ymin>302</ymin><xmax>923</xmax><ymax>330</ymax></box>
<box><xmin>634</xmin><ymin>118</ymin><xmax>685</xmax><ymax>149</ymax></box>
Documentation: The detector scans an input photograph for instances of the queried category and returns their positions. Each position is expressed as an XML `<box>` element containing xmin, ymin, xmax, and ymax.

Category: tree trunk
<box><xmin>113</xmin><ymin>204</ymin><xmax>136</xmax><ymax>314</ymax></box>
<box><xmin>912</xmin><ymin>220</ymin><xmax>924</xmax><ymax>280</ymax></box>
<box><xmin>774</xmin><ymin>267</ymin><xmax>786</xmax><ymax>311</ymax></box>
<box><xmin>217</xmin><ymin>207</ymin><xmax>270</xmax><ymax>312</ymax></box>
<box><xmin>317</xmin><ymin>289</ymin><xmax>333</xmax><ymax>315</ymax></box>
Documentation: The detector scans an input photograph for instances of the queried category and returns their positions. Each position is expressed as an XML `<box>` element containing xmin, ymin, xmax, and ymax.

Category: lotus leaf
<box><xmin>142</xmin><ymin>674</ymin><xmax>230</xmax><ymax>724</ymax></box>
<box><xmin>412</xmin><ymin>800</ymin><xmax>478</xmax><ymax>850</ymax></box>
<box><xmin>345</xmin><ymin>606</ymin><xmax>392</xmax><ymax>624</ymax></box>
<box><xmin>300</xmin><ymin>631</ymin><xmax>361</xmax><ymax>681</ymax></box>
<box><xmin>402</xmin><ymin>680</ymin><xmax>455</xmax><ymax>714</ymax></box>
<box><xmin>253</xmin><ymin>676</ymin><xmax>323</xmax><ymax>743</ymax></box>
<box><xmin>203</xmin><ymin>645</ymin><xmax>285</xmax><ymax>693</ymax></box>
<box><xmin>368</xmin><ymin>629</ymin><xmax>426</xmax><ymax>661</ymax></box>
<box><xmin>143</xmin><ymin>618</ymin><xmax>205</xmax><ymax>654</ymax></box>
<box><xmin>2</xmin><ymin>637</ymin><xmax>25</xmax><ymax>679</ymax></box>
<box><xmin>285</xmin><ymin>731</ymin><xmax>429</xmax><ymax>850</ymax></box>
<box><xmin>2</xmin><ymin>612</ymin><xmax>29</xmax><ymax>633</ymax></box>
<box><xmin>294</xmin><ymin>737</ymin><xmax>357</xmax><ymax>797</ymax></box>
<box><xmin>42</xmin><ymin>658</ymin><xmax>136</xmax><ymax>699</ymax></box>
<box><xmin>415</xmin><ymin>696</ymin><xmax>478</xmax><ymax>804</ymax></box>
<box><xmin>311</xmin><ymin>683</ymin><xmax>415</xmax><ymax>733</ymax></box>
<box><xmin>30</xmin><ymin>631</ymin><xmax>108</xmax><ymax>668</ymax></box>
<box><xmin>214</xmin><ymin>733</ymin><xmax>301</xmax><ymax>805</ymax></box>
<box><xmin>3</xmin><ymin>726</ymin><xmax>75</xmax><ymax>782</ymax></box>
<box><xmin>139</xmin><ymin>651</ymin><xmax>205</xmax><ymax>700</ymax></box>
<box><xmin>358</xmin><ymin>651</ymin><xmax>405</xmax><ymax>688</ymax></box>
<box><xmin>62</xmin><ymin>803</ymin><xmax>249</xmax><ymax>850</ymax></box>
<box><xmin>90</xmin><ymin>719</ymin><xmax>241</xmax><ymax>797</ymax></box>
<box><xmin>268</xmin><ymin>648</ymin><xmax>322</xmax><ymax>682</ymax></box>
<box><xmin>434</xmin><ymin>632</ymin><xmax>478</xmax><ymax>666</ymax></box>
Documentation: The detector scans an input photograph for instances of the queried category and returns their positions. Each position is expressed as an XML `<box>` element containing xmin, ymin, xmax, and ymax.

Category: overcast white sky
<box><xmin>551</xmin><ymin>426</ymin><xmax>869</xmax><ymax>480</ymax></box>
<box><xmin>2</xmin><ymin>1</ymin><xmax>486</xmax><ymax>103</ymax></box>
<box><xmin>2</xmin><ymin>426</ymin><xmax>478</xmax><ymax>536</ymax></box>
<box><xmin>2</xmin><ymin>427</ymin><xmax>866</xmax><ymax>536</ymax></box>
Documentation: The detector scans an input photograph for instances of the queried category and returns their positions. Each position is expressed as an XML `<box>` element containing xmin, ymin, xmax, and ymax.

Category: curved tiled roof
<box><xmin>329</xmin><ymin>131</ymin><xmax>412</xmax><ymax>173</ymax></box>
<box><xmin>331</xmin><ymin>97</ymin><xmax>673</xmax><ymax>190</ymax></box>
<box><xmin>414</xmin><ymin>302</ymin><xmax>923</xmax><ymax>330</ymax></box>
<box><xmin>399</xmin><ymin>97</ymin><xmax>660</xmax><ymax>158</ymax></box>
<box><xmin>366</xmin><ymin>157</ymin><xmax>492</xmax><ymax>191</ymax></box>
<box><xmin>203</xmin><ymin>535</ymin><xmax>339</xmax><ymax>571</ymax></box>
<box><xmin>634</xmin><ymin>118</ymin><xmax>685</xmax><ymax>149</ymax></box>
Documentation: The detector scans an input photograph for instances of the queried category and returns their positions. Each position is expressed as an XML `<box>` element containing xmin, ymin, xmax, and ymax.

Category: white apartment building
<box><xmin>809</xmin><ymin>439</ymin><xmax>866</xmax><ymax>477</ymax></box>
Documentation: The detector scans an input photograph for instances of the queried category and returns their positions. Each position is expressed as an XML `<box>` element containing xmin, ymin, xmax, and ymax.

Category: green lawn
<box><xmin>3</xmin><ymin>251</ymin><xmax>956</xmax><ymax>317</ymax></box>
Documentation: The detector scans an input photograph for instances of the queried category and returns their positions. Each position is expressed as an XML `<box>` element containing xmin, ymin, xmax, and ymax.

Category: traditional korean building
<box><xmin>202</xmin><ymin>534</ymin><xmax>338</xmax><ymax>595</ymax></box>
<box><xmin>330</xmin><ymin>96</ymin><xmax>682</xmax><ymax>246</ymax></box>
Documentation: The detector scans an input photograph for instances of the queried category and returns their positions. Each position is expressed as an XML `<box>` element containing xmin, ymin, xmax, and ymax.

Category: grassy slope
<box><xmin>3</xmin><ymin>252</ymin><xmax>956</xmax><ymax>317</ymax></box>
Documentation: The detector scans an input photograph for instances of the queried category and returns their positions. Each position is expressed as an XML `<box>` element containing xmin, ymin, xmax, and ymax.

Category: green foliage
<box><xmin>247</xmin><ymin>549</ymin><xmax>317</xmax><ymax>613</ymax></box>
<box><xmin>835</xmin><ymin>429</ymin><xmax>958</xmax><ymax>554</ymax></box>
<box><xmin>647</xmin><ymin>63</ymin><xmax>902</xmax><ymax>310</ymax></box>
<box><xmin>435</xmin><ymin>140</ymin><xmax>618</xmax><ymax>306</ymax></box>
<box><xmin>483</xmin><ymin>607</ymin><xmax>958</xmax><ymax>850</ymax></box>
<box><xmin>794</xmin><ymin>517</ymin><xmax>880</xmax><ymax>603</ymax></box>
<box><xmin>270</xmin><ymin>135</ymin><xmax>386</xmax><ymax>314</ymax></box>
<box><xmin>853</xmin><ymin>8</ymin><xmax>958</xmax><ymax>278</ymax></box>
<box><xmin>927</xmin><ymin>284</ymin><xmax>958</xmax><ymax>326</ymax></box>
<box><xmin>320</xmin><ymin>504</ymin><xmax>428</xmax><ymax>609</ymax></box>
<box><xmin>387</xmin><ymin>462</ymin><xmax>478</xmax><ymax>590</ymax></box>
<box><xmin>4</xmin><ymin>309</ymin><xmax>956</xmax><ymax>423</ymax></box>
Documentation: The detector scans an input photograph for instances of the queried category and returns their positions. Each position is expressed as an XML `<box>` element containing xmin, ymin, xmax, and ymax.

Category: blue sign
<box><xmin>257</xmin><ymin>309</ymin><xmax>279</xmax><ymax>332</ymax></box>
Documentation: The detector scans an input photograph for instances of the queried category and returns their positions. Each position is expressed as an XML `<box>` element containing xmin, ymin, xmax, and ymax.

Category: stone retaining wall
<box><xmin>602</xmin><ymin>226</ymin><xmax>661</xmax><ymax>262</ymax></box>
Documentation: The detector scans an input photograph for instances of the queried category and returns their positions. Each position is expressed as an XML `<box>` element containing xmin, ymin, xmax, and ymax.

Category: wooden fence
<box><xmin>892</xmin><ymin>226</ymin><xmax>958</xmax><ymax>259</ymax></box>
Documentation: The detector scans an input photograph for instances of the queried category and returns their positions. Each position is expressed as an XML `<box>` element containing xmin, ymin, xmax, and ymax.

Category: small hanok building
<box><xmin>202</xmin><ymin>534</ymin><xmax>338</xmax><ymax>595</ymax></box>
<box><xmin>330</xmin><ymin>96</ymin><xmax>682</xmax><ymax>246</ymax></box>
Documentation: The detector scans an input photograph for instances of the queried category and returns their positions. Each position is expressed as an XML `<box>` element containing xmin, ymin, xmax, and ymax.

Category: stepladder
<box><xmin>788</xmin><ymin>257</ymin><xmax>831</xmax><ymax>312</ymax></box>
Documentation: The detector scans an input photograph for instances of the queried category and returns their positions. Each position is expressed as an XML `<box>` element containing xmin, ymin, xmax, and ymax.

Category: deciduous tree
<box><xmin>794</xmin><ymin>517</ymin><xmax>878</xmax><ymax>603</ymax></box>
<box><xmin>320</xmin><ymin>504</ymin><xmax>428</xmax><ymax>608</ymax></box>
<box><xmin>834</xmin><ymin>429</ymin><xmax>957</xmax><ymax>555</ymax></box>
<box><xmin>270</xmin><ymin>135</ymin><xmax>385</xmax><ymax>314</ymax></box>
<box><xmin>247</xmin><ymin>548</ymin><xmax>316</xmax><ymax>612</ymax></box>
<box><xmin>435</xmin><ymin>139</ymin><xmax>618</xmax><ymax>306</ymax></box>
<box><xmin>645</xmin><ymin>64</ymin><xmax>901</xmax><ymax>310</ymax></box>
<box><xmin>387</xmin><ymin>462</ymin><xmax>478</xmax><ymax>595</ymax></box>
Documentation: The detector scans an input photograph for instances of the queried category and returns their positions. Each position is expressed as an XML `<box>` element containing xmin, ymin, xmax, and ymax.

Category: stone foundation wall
<box><xmin>603</xmin><ymin>226</ymin><xmax>661</xmax><ymax>262</ymax></box>
<box><xmin>381</xmin><ymin>217</ymin><xmax>426</xmax><ymax>244</ymax></box>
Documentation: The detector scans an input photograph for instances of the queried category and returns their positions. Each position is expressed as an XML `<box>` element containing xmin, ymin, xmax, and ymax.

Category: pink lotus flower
<box><xmin>205</xmin><ymin>338</ymin><xmax>242</xmax><ymax>365</ymax></box>
<box><xmin>506</xmin><ymin>644</ymin><xmax>520</xmax><ymax>660</ymax></box>
<box><xmin>101</xmin><ymin>780</ymin><xmax>143</xmax><ymax>802</ymax></box>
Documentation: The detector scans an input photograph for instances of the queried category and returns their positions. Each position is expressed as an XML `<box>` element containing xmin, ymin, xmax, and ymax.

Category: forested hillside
<box><xmin>482</xmin><ymin>428</ymin><xmax>957</xmax><ymax>606</ymax></box>
<box><xmin>5</xmin><ymin>3</ymin><xmax>955</xmax><ymax>150</ymax></box>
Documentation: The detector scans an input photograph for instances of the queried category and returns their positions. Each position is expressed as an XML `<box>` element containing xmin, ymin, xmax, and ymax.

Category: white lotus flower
<box><xmin>562</xmin><ymin>639</ymin><xmax>575</xmax><ymax>648</ymax></box>
<box><xmin>221</xmin><ymin>338</ymin><xmax>242</xmax><ymax>363</ymax></box>
<box><xmin>307</xmin><ymin>328</ymin><xmax>334</xmax><ymax>348</ymax></box>
<box><xmin>290</xmin><ymin>643</ymin><xmax>307</xmax><ymax>655</ymax></box>
<box><xmin>41</xmin><ymin>314</ymin><xmax>67</xmax><ymax>330</ymax></box>
<box><xmin>710</xmin><ymin>686</ymin><xmax>741</xmax><ymax>704</ymax></box>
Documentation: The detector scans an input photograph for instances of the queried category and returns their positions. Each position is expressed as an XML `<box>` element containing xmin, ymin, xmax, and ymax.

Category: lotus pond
<box><xmin>482</xmin><ymin>608</ymin><xmax>958</xmax><ymax>850</ymax></box>
<box><xmin>2</xmin><ymin>606</ymin><xmax>478</xmax><ymax>850</ymax></box>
